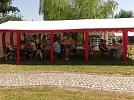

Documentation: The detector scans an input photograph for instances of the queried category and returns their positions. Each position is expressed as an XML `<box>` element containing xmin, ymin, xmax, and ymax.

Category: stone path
<box><xmin>0</xmin><ymin>72</ymin><xmax>134</xmax><ymax>94</ymax></box>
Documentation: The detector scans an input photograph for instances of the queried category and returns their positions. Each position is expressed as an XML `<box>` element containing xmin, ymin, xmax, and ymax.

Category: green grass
<box><xmin>0</xmin><ymin>47</ymin><xmax>134</xmax><ymax>75</ymax></box>
<box><xmin>0</xmin><ymin>45</ymin><xmax>134</xmax><ymax>75</ymax></box>
<box><xmin>0</xmin><ymin>50</ymin><xmax>134</xmax><ymax>75</ymax></box>
<box><xmin>0</xmin><ymin>47</ymin><xmax>134</xmax><ymax>99</ymax></box>
<box><xmin>0</xmin><ymin>88</ymin><xmax>134</xmax><ymax>100</ymax></box>
<box><xmin>0</xmin><ymin>64</ymin><xmax>134</xmax><ymax>75</ymax></box>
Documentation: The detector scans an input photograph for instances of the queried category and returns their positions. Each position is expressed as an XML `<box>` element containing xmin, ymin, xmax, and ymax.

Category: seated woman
<box><xmin>112</xmin><ymin>39</ymin><xmax>117</xmax><ymax>47</ymax></box>
<box><xmin>42</xmin><ymin>41</ymin><xmax>49</xmax><ymax>58</ymax></box>
<box><xmin>61</xmin><ymin>33</ymin><xmax>67</xmax><ymax>50</ymax></box>
<box><xmin>64</xmin><ymin>35</ymin><xmax>75</xmax><ymax>61</ymax></box>
<box><xmin>25</xmin><ymin>40</ymin><xmax>33</xmax><ymax>60</ymax></box>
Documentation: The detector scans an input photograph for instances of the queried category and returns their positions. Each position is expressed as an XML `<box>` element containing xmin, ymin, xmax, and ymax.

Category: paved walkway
<box><xmin>0</xmin><ymin>72</ymin><xmax>134</xmax><ymax>94</ymax></box>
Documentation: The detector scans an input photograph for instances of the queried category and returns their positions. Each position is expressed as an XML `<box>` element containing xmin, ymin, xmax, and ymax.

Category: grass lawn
<box><xmin>0</xmin><ymin>49</ymin><xmax>134</xmax><ymax>75</ymax></box>
<box><xmin>0</xmin><ymin>87</ymin><xmax>134</xmax><ymax>100</ymax></box>
<box><xmin>0</xmin><ymin>46</ymin><xmax>134</xmax><ymax>99</ymax></box>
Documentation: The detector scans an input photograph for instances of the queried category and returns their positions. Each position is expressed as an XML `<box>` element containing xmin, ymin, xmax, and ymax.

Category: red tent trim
<box><xmin>16</xmin><ymin>32</ymin><xmax>21</xmax><ymax>64</ymax></box>
<box><xmin>2</xmin><ymin>32</ymin><xmax>6</xmax><ymax>53</ymax></box>
<box><xmin>84</xmin><ymin>31</ymin><xmax>89</xmax><ymax>64</ymax></box>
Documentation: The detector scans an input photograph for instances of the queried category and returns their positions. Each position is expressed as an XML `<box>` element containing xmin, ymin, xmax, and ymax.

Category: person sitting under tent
<box><xmin>42</xmin><ymin>41</ymin><xmax>49</xmax><ymax>58</ymax></box>
<box><xmin>64</xmin><ymin>35</ymin><xmax>75</xmax><ymax>61</ymax></box>
<box><xmin>116</xmin><ymin>39</ymin><xmax>123</xmax><ymax>59</ymax></box>
<box><xmin>6</xmin><ymin>42</ymin><xmax>16</xmax><ymax>54</ymax></box>
<box><xmin>20</xmin><ymin>42</ymin><xmax>25</xmax><ymax>61</ymax></box>
<box><xmin>99</xmin><ymin>39</ymin><xmax>109</xmax><ymax>57</ymax></box>
<box><xmin>25</xmin><ymin>40</ymin><xmax>33</xmax><ymax>60</ymax></box>
<box><xmin>70</xmin><ymin>43</ymin><xmax>77</xmax><ymax>58</ymax></box>
<box><xmin>99</xmin><ymin>39</ymin><xmax>108</xmax><ymax>52</ymax></box>
<box><xmin>53</xmin><ymin>37</ymin><xmax>61</xmax><ymax>61</ymax></box>
<box><xmin>36</xmin><ymin>40</ymin><xmax>43</xmax><ymax>59</ymax></box>
<box><xmin>30</xmin><ymin>39</ymin><xmax>37</xmax><ymax>57</ymax></box>
<box><xmin>61</xmin><ymin>32</ymin><xmax>67</xmax><ymax>50</ymax></box>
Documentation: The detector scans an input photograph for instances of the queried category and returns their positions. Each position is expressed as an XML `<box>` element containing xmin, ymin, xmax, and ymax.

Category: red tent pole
<box><xmin>123</xmin><ymin>31</ymin><xmax>128</xmax><ymax>63</ymax></box>
<box><xmin>84</xmin><ymin>31</ymin><xmax>89</xmax><ymax>64</ymax></box>
<box><xmin>2</xmin><ymin>32</ymin><xmax>6</xmax><ymax>53</ymax></box>
<box><xmin>10</xmin><ymin>32</ymin><xmax>14</xmax><ymax>47</ymax></box>
<box><xmin>16</xmin><ymin>31</ymin><xmax>20</xmax><ymax>64</ymax></box>
<box><xmin>83</xmin><ymin>31</ymin><xmax>84</xmax><ymax>41</ymax></box>
<box><xmin>50</xmin><ymin>32</ymin><xmax>54</xmax><ymax>64</ymax></box>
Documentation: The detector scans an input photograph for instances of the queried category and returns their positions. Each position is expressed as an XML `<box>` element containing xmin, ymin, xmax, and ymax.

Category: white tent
<box><xmin>0</xmin><ymin>18</ymin><xmax>134</xmax><ymax>31</ymax></box>
<box><xmin>0</xmin><ymin>18</ymin><xmax>134</xmax><ymax>63</ymax></box>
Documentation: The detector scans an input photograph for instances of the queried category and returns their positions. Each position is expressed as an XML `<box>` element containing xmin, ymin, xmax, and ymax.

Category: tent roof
<box><xmin>0</xmin><ymin>18</ymin><xmax>134</xmax><ymax>31</ymax></box>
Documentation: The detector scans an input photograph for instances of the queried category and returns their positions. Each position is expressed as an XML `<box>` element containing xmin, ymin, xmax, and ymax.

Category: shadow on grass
<box><xmin>0</xmin><ymin>51</ymin><xmax>134</xmax><ymax>66</ymax></box>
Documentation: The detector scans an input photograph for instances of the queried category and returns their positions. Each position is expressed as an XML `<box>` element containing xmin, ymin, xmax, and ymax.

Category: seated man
<box><xmin>53</xmin><ymin>37</ymin><xmax>61</xmax><ymax>60</ymax></box>
<box><xmin>99</xmin><ymin>39</ymin><xmax>108</xmax><ymax>53</ymax></box>
<box><xmin>99</xmin><ymin>39</ymin><xmax>109</xmax><ymax>58</ymax></box>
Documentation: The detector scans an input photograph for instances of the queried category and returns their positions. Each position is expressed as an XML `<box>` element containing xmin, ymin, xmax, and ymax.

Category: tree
<box><xmin>0</xmin><ymin>0</ymin><xmax>20</xmax><ymax>17</ymax></box>
<box><xmin>39</xmin><ymin>0</ymin><xmax>118</xmax><ymax>20</ymax></box>
<box><xmin>115</xmin><ymin>9</ymin><xmax>134</xmax><ymax>18</ymax></box>
<box><xmin>0</xmin><ymin>0</ymin><xmax>23</xmax><ymax>23</ymax></box>
<box><xmin>0</xmin><ymin>13</ymin><xmax>23</xmax><ymax>23</ymax></box>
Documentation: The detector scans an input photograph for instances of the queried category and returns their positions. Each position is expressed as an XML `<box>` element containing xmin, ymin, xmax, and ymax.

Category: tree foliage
<box><xmin>39</xmin><ymin>0</ymin><xmax>118</xmax><ymax>20</ymax></box>
<box><xmin>0</xmin><ymin>0</ymin><xmax>20</xmax><ymax>16</ymax></box>
<box><xmin>0</xmin><ymin>0</ymin><xmax>23</xmax><ymax>23</ymax></box>
<box><xmin>115</xmin><ymin>9</ymin><xmax>134</xmax><ymax>18</ymax></box>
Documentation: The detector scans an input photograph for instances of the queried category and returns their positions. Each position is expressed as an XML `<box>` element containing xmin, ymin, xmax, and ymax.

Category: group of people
<box><xmin>6</xmin><ymin>33</ymin><xmax>77</xmax><ymax>61</ymax></box>
<box><xmin>20</xmin><ymin>34</ymin><xmax>48</xmax><ymax>60</ymax></box>
<box><xmin>53</xmin><ymin>33</ymin><xmax>76</xmax><ymax>61</ymax></box>
<box><xmin>99</xmin><ymin>39</ymin><xmax>123</xmax><ymax>59</ymax></box>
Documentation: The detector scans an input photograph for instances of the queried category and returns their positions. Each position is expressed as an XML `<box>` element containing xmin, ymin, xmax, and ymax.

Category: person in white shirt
<box><xmin>116</xmin><ymin>39</ymin><xmax>123</xmax><ymax>59</ymax></box>
<box><xmin>53</xmin><ymin>37</ymin><xmax>61</xmax><ymax>60</ymax></box>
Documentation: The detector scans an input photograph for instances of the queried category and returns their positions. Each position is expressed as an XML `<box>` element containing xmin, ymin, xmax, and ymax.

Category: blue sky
<box><xmin>12</xmin><ymin>0</ymin><xmax>134</xmax><ymax>21</ymax></box>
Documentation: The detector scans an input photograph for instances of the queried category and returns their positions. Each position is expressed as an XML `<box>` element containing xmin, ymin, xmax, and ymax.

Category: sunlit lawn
<box><xmin>0</xmin><ymin>49</ymin><xmax>134</xmax><ymax>75</ymax></box>
<box><xmin>0</xmin><ymin>47</ymin><xmax>134</xmax><ymax>99</ymax></box>
<box><xmin>0</xmin><ymin>88</ymin><xmax>134</xmax><ymax>100</ymax></box>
